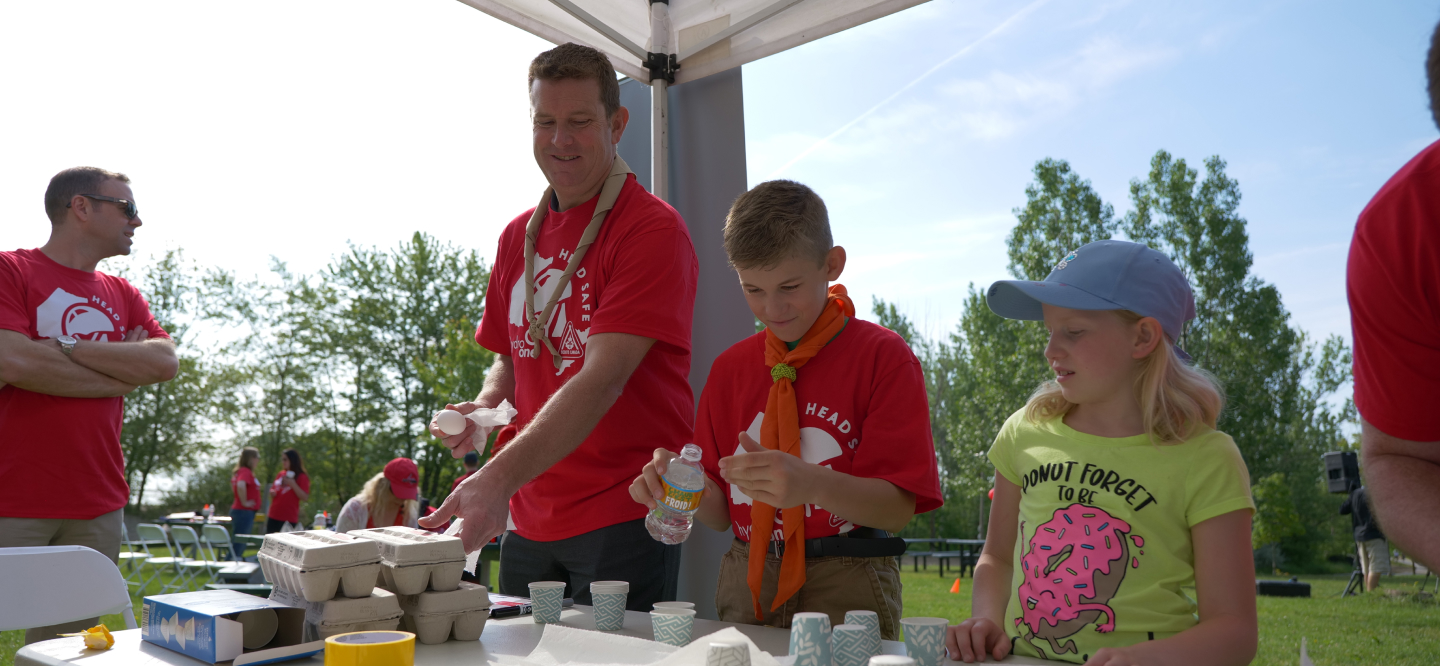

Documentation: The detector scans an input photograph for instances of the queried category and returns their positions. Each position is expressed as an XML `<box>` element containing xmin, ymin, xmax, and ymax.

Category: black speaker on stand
<box><xmin>1324</xmin><ymin>451</ymin><xmax>1365</xmax><ymax>596</ymax></box>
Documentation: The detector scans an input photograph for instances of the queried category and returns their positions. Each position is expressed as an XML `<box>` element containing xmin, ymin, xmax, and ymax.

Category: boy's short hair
<box><xmin>723</xmin><ymin>180</ymin><xmax>833</xmax><ymax>270</ymax></box>
<box><xmin>528</xmin><ymin>42</ymin><xmax>621</xmax><ymax>119</ymax></box>
<box><xmin>44</xmin><ymin>166</ymin><xmax>129</xmax><ymax>225</ymax></box>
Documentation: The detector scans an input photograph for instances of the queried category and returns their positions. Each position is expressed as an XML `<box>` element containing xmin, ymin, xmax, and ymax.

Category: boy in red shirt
<box><xmin>631</xmin><ymin>180</ymin><xmax>942</xmax><ymax>638</ymax></box>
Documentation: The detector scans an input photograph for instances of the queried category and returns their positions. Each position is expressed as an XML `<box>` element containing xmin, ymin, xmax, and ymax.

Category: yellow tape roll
<box><xmin>324</xmin><ymin>630</ymin><xmax>416</xmax><ymax>666</ymax></box>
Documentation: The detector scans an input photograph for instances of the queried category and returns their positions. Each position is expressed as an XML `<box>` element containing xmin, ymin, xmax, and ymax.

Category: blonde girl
<box><xmin>948</xmin><ymin>240</ymin><xmax>1257</xmax><ymax>666</ymax></box>
<box><xmin>334</xmin><ymin>458</ymin><xmax>421</xmax><ymax>533</ymax></box>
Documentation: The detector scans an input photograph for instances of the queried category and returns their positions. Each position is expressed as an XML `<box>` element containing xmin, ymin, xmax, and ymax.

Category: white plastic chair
<box><xmin>171</xmin><ymin>525</ymin><xmax>226</xmax><ymax>590</ymax></box>
<box><xmin>201</xmin><ymin>523</ymin><xmax>233</xmax><ymax>562</ymax></box>
<box><xmin>117</xmin><ymin>522</ymin><xmax>151</xmax><ymax>590</ymax></box>
<box><xmin>135</xmin><ymin>523</ymin><xmax>192</xmax><ymax>593</ymax></box>
<box><xmin>0</xmin><ymin>546</ymin><xmax>137</xmax><ymax>631</ymax></box>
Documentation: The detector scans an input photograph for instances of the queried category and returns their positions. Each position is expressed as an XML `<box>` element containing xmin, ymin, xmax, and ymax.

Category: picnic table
<box><xmin>15</xmin><ymin>603</ymin><xmax>1052</xmax><ymax>665</ymax></box>
<box><xmin>901</xmin><ymin>538</ymin><xmax>985</xmax><ymax>577</ymax></box>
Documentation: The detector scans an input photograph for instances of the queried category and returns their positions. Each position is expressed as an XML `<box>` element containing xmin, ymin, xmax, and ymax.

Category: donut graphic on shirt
<box><xmin>1014</xmin><ymin>503</ymin><xmax>1144</xmax><ymax>658</ymax></box>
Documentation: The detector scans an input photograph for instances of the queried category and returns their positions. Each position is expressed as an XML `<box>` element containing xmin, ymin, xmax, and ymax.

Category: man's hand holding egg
<box><xmin>429</xmin><ymin>402</ymin><xmax>481</xmax><ymax>458</ymax></box>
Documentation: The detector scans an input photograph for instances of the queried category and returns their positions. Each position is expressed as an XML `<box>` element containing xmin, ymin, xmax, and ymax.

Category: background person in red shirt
<box><xmin>335</xmin><ymin>458</ymin><xmax>420</xmax><ymax>533</ymax></box>
<box><xmin>230</xmin><ymin>447</ymin><xmax>261</xmax><ymax>560</ymax></box>
<box><xmin>421</xmin><ymin>43</ymin><xmax>698</xmax><ymax>611</ymax></box>
<box><xmin>451</xmin><ymin>450</ymin><xmax>480</xmax><ymax>495</ymax></box>
<box><xmin>1347</xmin><ymin>19</ymin><xmax>1440</xmax><ymax>572</ymax></box>
<box><xmin>0</xmin><ymin>167</ymin><xmax>178</xmax><ymax>644</ymax></box>
<box><xmin>265</xmin><ymin>448</ymin><xmax>310</xmax><ymax>533</ymax></box>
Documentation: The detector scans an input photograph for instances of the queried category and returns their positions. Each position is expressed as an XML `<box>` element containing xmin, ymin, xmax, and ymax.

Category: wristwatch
<box><xmin>57</xmin><ymin>334</ymin><xmax>78</xmax><ymax>356</ymax></box>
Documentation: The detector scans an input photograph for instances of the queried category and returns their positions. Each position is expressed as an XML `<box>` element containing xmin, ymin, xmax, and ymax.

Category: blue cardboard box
<box><xmin>141</xmin><ymin>589</ymin><xmax>324</xmax><ymax>665</ymax></box>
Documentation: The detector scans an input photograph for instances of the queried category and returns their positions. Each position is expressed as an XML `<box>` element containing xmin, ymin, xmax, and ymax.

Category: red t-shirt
<box><xmin>267</xmin><ymin>472</ymin><xmax>310</xmax><ymax>524</ymax></box>
<box><xmin>0</xmin><ymin>248</ymin><xmax>170</xmax><ymax>519</ymax></box>
<box><xmin>477</xmin><ymin>174</ymin><xmax>698</xmax><ymax>541</ymax></box>
<box><xmin>695</xmin><ymin>319</ymin><xmax>943</xmax><ymax>542</ymax></box>
<box><xmin>1348</xmin><ymin>138</ymin><xmax>1440</xmax><ymax>442</ymax></box>
<box><xmin>451</xmin><ymin>470</ymin><xmax>475</xmax><ymax>494</ymax></box>
<box><xmin>232</xmin><ymin>467</ymin><xmax>260</xmax><ymax>511</ymax></box>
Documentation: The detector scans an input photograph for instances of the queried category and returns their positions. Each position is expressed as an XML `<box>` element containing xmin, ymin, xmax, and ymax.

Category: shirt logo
<box><xmin>506</xmin><ymin>252</ymin><xmax>591</xmax><ymax>374</ymax></box>
<box><xmin>1054</xmin><ymin>250</ymin><xmax>1078</xmax><ymax>271</ymax></box>
<box><xmin>36</xmin><ymin>287</ymin><xmax>118</xmax><ymax>340</ymax></box>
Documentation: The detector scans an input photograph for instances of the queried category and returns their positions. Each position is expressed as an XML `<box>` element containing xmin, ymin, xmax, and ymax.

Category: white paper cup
<box><xmin>899</xmin><ymin>618</ymin><xmax>948</xmax><ymax>666</ymax></box>
<box><xmin>590</xmin><ymin>582</ymin><xmax>628</xmax><ymax>632</ymax></box>
<box><xmin>650</xmin><ymin>608</ymin><xmax>695</xmax><ymax>646</ymax></box>
<box><xmin>789</xmin><ymin>612</ymin><xmax>832</xmax><ymax>666</ymax></box>
<box><xmin>529</xmin><ymin>581</ymin><xmax>566</xmax><ymax>624</ymax></box>
<box><xmin>653</xmin><ymin>601</ymin><xmax>695</xmax><ymax>610</ymax></box>
<box><xmin>707</xmin><ymin>640</ymin><xmax>752</xmax><ymax>666</ymax></box>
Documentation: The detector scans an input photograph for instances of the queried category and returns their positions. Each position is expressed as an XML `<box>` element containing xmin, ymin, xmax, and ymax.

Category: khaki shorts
<box><xmin>715</xmin><ymin>538</ymin><xmax>903</xmax><ymax>640</ymax></box>
<box><xmin>1358</xmin><ymin>538</ymin><xmax>1390</xmax><ymax>576</ymax></box>
<box><xmin>0</xmin><ymin>508</ymin><xmax>123</xmax><ymax>645</ymax></box>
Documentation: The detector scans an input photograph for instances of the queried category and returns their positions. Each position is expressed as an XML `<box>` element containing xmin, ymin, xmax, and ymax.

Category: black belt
<box><xmin>764</xmin><ymin>528</ymin><xmax>907</xmax><ymax>559</ymax></box>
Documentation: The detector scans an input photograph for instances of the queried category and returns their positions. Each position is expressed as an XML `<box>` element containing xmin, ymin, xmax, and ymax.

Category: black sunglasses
<box><xmin>67</xmin><ymin>194</ymin><xmax>139</xmax><ymax>220</ymax></box>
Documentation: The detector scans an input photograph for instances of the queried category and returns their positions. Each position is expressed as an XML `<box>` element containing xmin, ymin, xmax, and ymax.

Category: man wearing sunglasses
<box><xmin>0</xmin><ymin>166</ymin><xmax>178</xmax><ymax>644</ymax></box>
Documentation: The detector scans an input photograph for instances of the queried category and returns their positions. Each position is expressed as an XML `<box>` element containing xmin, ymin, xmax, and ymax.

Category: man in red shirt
<box><xmin>0</xmin><ymin>167</ymin><xmax>178</xmax><ymax>643</ymax></box>
<box><xmin>1347</xmin><ymin>20</ymin><xmax>1440</xmax><ymax>571</ymax></box>
<box><xmin>421</xmin><ymin>43</ymin><xmax>698</xmax><ymax>611</ymax></box>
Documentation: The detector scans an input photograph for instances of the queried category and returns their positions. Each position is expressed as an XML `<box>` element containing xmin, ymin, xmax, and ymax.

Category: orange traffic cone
<box><xmin>950</xmin><ymin>578</ymin><xmax>962</xmax><ymax>594</ymax></box>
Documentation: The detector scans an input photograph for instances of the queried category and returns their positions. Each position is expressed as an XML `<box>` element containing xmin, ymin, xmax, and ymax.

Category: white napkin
<box><xmin>527</xmin><ymin>624</ymin><xmax>678</xmax><ymax>666</ymax></box>
<box><xmin>466</xmin><ymin>399</ymin><xmax>518</xmax><ymax>441</ymax></box>
<box><xmin>654</xmin><ymin>627</ymin><xmax>783</xmax><ymax>666</ymax></box>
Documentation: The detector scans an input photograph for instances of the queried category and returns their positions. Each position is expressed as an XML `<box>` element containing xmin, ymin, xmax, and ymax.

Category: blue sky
<box><xmin>2</xmin><ymin>0</ymin><xmax>1436</xmax><ymax>354</ymax></box>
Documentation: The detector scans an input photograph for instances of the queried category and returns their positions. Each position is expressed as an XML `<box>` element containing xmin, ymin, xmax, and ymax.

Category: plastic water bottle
<box><xmin>203</xmin><ymin>504</ymin><xmax>214</xmax><ymax>522</ymax></box>
<box><xmin>314</xmin><ymin>510</ymin><xmax>328</xmax><ymax>530</ymax></box>
<box><xmin>645</xmin><ymin>444</ymin><xmax>705</xmax><ymax>544</ymax></box>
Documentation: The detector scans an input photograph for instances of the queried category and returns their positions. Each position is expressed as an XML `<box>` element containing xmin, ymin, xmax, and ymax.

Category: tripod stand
<box><xmin>1342</xmin><ymin>564</ymin><xmax>1363</xmax><ymax>597</ymax></box>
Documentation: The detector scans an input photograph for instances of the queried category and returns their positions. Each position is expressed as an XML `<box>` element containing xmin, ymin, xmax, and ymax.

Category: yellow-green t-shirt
<box><xmin>987</xmin><ymin>409</ymin><xmax>1254</xmax><ymax>663</ymax></box>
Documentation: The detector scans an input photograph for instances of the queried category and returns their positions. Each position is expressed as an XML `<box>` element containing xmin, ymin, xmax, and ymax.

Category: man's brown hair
<box><xmin>723</xmin><ymin>180</ymin><xmax>833</xmax><ymax>270</ymax></box>
<box><xmin>1429</xmin><ymin>19</ymin><xmax>1440</xmax><ymax>131</ymax></box>
<box><xmin>528</xmin><ymin>43</ymin><xmax>621</xmax><ymax>118</ymax></box>
<box><xmin>44</xmin><ymin>166</ymin><xmax>130</xmax><ymax>225</ymax></box>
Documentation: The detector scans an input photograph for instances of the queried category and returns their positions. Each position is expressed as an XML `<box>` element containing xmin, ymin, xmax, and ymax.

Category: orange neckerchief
<box><xmin>748</xmin><ymin>284</ymin><xmax>856</xmax><ymax>619</ymax></box>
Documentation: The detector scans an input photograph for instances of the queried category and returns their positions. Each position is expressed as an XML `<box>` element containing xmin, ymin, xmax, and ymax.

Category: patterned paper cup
<box><xmin>832</xmin><ymin>624</ymin><xmax>872</xmax><ymax>666</ymax></box>
<box><xmin>529</xmin><ymin>581</ymin><xmax>566</xmax><ymax>624</ymax></box>
<box><xmin>789</xmin><ymin>612</ymin><xmax>832</xmax><ymax>666</ymax></box>
<box><xmin>591</xmin><ymin>582</ymin><xmax>628</xmax><ymax>632</ymax></box>
<box><xmin>706</xmin><ymin>640</ymin><xmax>752</xmax><ymax>666</ymax></box>
<box><xmin>653</xmin><ymin>601</ymin><xmax>695</xmax><ymax>611</ymax></box>
<box><xmin>899</xmin><ymin>618</ymin><xmax>948</xmax><ymax>666</ymax></box>
<box><xmin>650</xmin><ymin>608</ymin><xmax>696</xmax><ymax>646</ymax></box>
<box><xmin>844</xmin><ymin>611</ymin><xmax>881</xmax><ymax>657</ymax></box>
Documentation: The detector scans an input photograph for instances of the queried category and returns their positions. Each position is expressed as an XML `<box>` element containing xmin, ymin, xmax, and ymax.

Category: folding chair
<box><xmin>0</xmin><ymin>545</ymin><xmax>138</xmax><ymax>631</ymax></box>
<box><xmin>202</xmin><ymin>524</ymin><xmax>234</xmax><ymax>563</ymax></box>
<box><xmin>171</xmin><ymin>525</ymin><xmax>226</xmax><ymax>590</ymax></box>
<box><xmin>135</xmin><ymin>523</ymin><xmax>193</xmax><ymax>594</ymax></box>
<box><xmin>117</xmin><ymin>522</ymin><xmax>151</xmax><ymax>590</ymax></box>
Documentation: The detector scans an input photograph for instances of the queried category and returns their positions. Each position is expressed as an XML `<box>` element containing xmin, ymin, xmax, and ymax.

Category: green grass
<box><xmin>8</xmin><ymin>560</ymin><xmax>1438</xmax><ymax>665</ymax></box>
<box><xmin>897</xmin><ymin>568</ymin><xmax>1440</xmax><ymax>665</ymax></box>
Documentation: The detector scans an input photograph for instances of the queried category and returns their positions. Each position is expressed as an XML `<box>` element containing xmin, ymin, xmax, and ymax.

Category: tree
<box><xmin>119</xmin><ymin>250</ymin><xmax>220</xmax><ymax>507</ymax></box>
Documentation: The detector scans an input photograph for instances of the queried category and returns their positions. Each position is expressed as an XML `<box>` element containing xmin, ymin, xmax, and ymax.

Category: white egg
<box><xmin>436</xmin><ymin>410</ymin><xmax>467</xmax><ymax>436</ymax></box>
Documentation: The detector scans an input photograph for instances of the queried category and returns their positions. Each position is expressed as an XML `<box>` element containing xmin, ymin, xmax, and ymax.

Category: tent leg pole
<box><xmin>651</xmin><ymin>79</ymin><xmax>668</xmax><ymax>201</ymax></box>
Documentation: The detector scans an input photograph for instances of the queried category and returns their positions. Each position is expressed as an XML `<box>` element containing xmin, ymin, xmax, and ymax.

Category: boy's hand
<box><xmin>945</xmin><ymin>618</ymin><xmax>1010</xmax><ymax>663</ymax></box>
<box><xmin>629</xmin><ymin>448</ymin><xmax>674</xmax><ymax>510</ymax></box>
<box><xmin>719</xmin><ymin>432</ymin><xmax>815</xmax><ymax>509</ymax></box>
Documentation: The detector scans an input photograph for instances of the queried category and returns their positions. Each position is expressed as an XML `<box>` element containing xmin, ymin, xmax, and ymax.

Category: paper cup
<box><xmin>706</xmin><ymin>640</ymin><xmax>752</xmax><ymax>666</ymax></box>
<box><xmin>832</xmin><ymin>624</ymin><xmax>872</xmax><ymax>666</ymax></box>
<box><xmin>653</xmin><ymin>601</ymin><xmax>695</xmax><ymax>610</ymax></box>
<box><xmin>591</xmin><ymin>582</ymin><xmax>628</xmax><ymax>632</ymax></box>
<box><xmin>650</xmin><ymin>608</ymin><xmax>695</xmax><ymax>646</ymax></box>
<box><xmin>899</xmin><ymin>618</ymin><xmax>948</xmax><ymax>666</ymax></box>
<box><xmin>844</xmin><ymin>610</ymin><xmax>881</xmax><ymax>656</ymax></box>
<box><xmin>789</xmin><ymin>612</ymin><xmax>832</xmax><ymax>666</ymax></box>
<box><xmin>529</xmin><ymin>581</ymin><xmax>566</xmax><ymax>624</ymax></box>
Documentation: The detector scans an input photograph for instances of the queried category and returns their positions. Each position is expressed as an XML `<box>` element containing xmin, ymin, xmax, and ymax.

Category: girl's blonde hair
<box><xmin>1025</xmin><ymin>310</ymin><xmax>1223</xmax><ymax>443</ymax></box>
<box><xmin>360</xmin><ymin>473</ymin><xmax>419</xmax><ymax>527</ymax></box>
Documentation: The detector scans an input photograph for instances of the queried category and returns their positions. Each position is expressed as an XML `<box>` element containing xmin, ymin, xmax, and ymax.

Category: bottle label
<box><xmin>660</xmin><ymin>475</ymin><xmax>703</xmax><ymax>514</ymax></box>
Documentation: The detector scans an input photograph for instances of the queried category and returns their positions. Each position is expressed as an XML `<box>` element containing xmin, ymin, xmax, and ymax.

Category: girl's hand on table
<box><xmin>946</xmin><ymin>617</ymin><xmax>1010</xmax><ymax>663</ymax></box>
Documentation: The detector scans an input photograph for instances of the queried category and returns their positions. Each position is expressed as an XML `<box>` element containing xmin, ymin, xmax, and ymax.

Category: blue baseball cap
<box><xmin>986</xmin><ymin>240</ymin><xmax>1195</xmax><ymax>353</ymax></box>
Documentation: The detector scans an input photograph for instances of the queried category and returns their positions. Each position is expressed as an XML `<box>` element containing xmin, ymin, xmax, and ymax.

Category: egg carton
<box><xmin>349</xmin><ymin>527</ymin><xmax>465</xmax><ymax>566</ymax></box>
<box><xmin>396</xmin><ymin>582</ymin><xmax>491</xmax><ymax>644</ymax></box>
<box><xmin>269</xmin><ymin>585</ymin><xmax>404</xmax><ymax>641</ymax></box>
<box><xmin>258</xmin><ymin>554</ymin><xmax>383</xmax><ymax>602</ymax></box>
<box><xmin>259</xmin><ymin>530</ymin><xmax>382</xmax><ymax>569</ymax></box>
<box><xmin>377</xmin><ymin>560</ymin><xmax>466</xmax><ymax>595</ymax></box>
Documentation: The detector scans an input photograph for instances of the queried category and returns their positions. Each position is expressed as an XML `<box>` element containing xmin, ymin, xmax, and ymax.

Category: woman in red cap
<box><xmin>334</xmin><ymin>458</ymin><xmax>420</xmax><ymax>533</ymax></box>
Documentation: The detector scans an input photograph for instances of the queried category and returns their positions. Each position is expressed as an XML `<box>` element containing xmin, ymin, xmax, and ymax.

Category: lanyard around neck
<box><xmin>522</xmin><ymin>156</ymin><xmax>633</xmax><ymax>370</ymax></box>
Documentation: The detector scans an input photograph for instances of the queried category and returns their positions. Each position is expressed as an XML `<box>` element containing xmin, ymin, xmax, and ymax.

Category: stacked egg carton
<box><xmin>351</xmin><ymin>526</ymin><xmax>489</xmax><ymax>644</ymax></box>
<box><xmin>259</xmin><ymin>531</ymin><xmax>402</xmax><ymax>637</ymax></box>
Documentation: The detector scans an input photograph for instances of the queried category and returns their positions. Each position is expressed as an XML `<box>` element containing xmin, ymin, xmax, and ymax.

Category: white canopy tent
<box><xmin>452</xmin><ymin>0</ymin><xmax>931</xmax><ymax>619</ymax></box>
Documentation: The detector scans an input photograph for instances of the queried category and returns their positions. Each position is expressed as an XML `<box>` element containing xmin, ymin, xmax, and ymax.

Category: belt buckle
<box><xmin>768</xmin><ymin>540</ymin><xmax>785</xmax><ymax>558</ymax></box>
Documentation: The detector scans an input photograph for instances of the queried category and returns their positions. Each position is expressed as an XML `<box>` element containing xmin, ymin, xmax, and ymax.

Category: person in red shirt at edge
<box><xmin>420</xmin><ymin>43</ymin><xmax>698</xmax><ymax>612</ymax></box>
<box><xmin>230</xmin><ymin>447</ymin><xmax>261</xmax><ymax>560</ymax></box>
<box><xmin>265</xmin><ymin>448</ymin><xmax>311</xmax><ymax>533</ymax></box>
<box><xmin>630</xmin><ymin>181</ymin><xmax>943</xmax><ymax>639</ymax></box>
<box><xmin>453</xmin><ymin>450</ymin><xmax>481</xmax><ymax>495</ymax></box>
<box><xmin>1348</xmin><ymin>19</ymin><xmax>1440</xmax><ymax>572</ymax></box>
<box><xmin>0</xmin><ymin>167</ymin><xmax>178</xmax><ymax>644</ymax></box>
